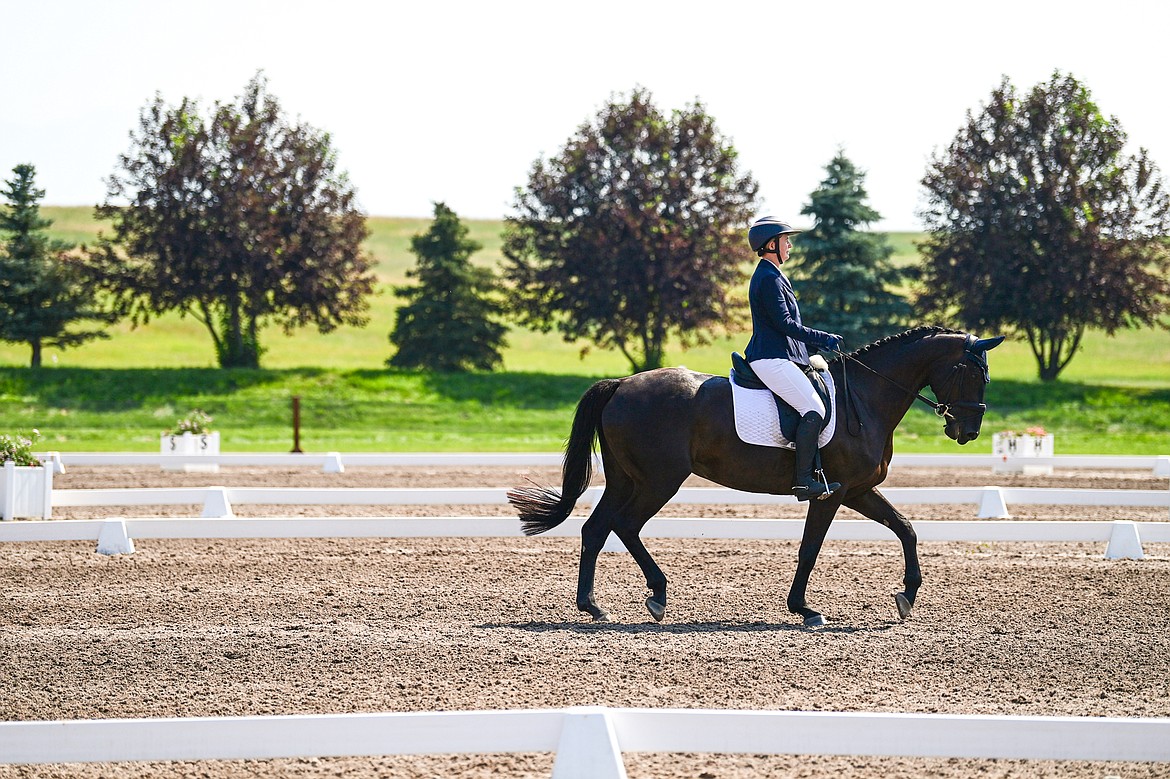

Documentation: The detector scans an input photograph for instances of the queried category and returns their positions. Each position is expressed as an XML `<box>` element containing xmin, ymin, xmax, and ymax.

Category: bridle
<box><xmin>835</xmin><ymin>335</ymin><xmax>990</xmax><ymax>436</ymax></box>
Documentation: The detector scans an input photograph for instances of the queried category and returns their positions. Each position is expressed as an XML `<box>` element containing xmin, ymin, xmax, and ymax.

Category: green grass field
<box><xmin>0</xmin><ymin>207</ymin><xmax>1167</xmax><ymax>453</ymax></box>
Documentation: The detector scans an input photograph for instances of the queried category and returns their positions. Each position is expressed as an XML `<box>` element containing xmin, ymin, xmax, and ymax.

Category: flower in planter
<box><xmin>0</xmin><ymin>429</ymin><xmax>41</xmax><ymax>467</ymax></box>
<box><xmin>165</xmin><ymin>410</ymin><xmax>214</xmax><ymax>436</ymax></box>
<box><xmin>996</xmin><ymin>426</ymin><xmax>1049</xmax><ymax>439</ymax></box>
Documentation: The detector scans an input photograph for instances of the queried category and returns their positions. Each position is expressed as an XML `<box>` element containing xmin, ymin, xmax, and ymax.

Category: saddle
<box><xmin>730</xmin><ymin>352</ymin><xmax>833</xmax><ymax>443</ymax></box>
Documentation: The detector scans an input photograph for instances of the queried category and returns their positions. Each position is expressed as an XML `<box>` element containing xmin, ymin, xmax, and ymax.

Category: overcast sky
<box><xmin>3</xmin><ymin>0</ymin><xmax>1167</xmax><ymax>231</ymax></box>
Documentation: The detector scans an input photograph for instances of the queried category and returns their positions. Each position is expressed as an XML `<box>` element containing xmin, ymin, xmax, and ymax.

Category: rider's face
<box><xmin>772</xmin><ymin>234</ymin><xmax>792</xmax><ymax>263</ymax></box>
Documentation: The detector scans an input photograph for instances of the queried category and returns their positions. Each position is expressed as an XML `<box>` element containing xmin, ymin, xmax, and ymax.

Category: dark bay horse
<box><xmin>508</xmin><ymin>326</ymin><xmax>1004</xmax><ymax>626</ymax></box>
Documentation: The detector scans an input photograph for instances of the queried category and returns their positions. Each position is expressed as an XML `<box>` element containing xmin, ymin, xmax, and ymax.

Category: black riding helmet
<box><xmin>747</xmin><ymin>216</ymin><xmax>802</xmax><ymax>256</ymax></box>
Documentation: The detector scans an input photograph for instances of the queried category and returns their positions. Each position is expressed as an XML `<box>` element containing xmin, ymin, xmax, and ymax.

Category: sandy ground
<box><xmin>2</xmin><ymin>464</ymin><xmax>1169</xmax><ymax>778</ymax></box>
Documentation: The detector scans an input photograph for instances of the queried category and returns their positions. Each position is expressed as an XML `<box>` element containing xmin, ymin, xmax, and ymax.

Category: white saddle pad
<box><xmin>730</xmin><ymin>370</ymin><xmax>837</xmax><ymax>449</ymax></box>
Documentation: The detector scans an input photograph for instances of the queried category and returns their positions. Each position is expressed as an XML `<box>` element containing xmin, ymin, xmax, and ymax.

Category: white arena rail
<box><xmin>1</xmin><ymin>707</ymin><xmax>1168</xmax><ymax>776</ymax></box>
<box><xmin>43</xmin><ymin>484</ymin><xmax>1170</xmax><ymax>520</ymax></box>
<box><xmin>36</xmin><ymin>451</ymin><xmax>1170</xmax><ymax>475</ymax></box>
<box><xmin>2</xmin><ymin>515</ymin><xmax>1167</xmax><ymax>559</ymax></box>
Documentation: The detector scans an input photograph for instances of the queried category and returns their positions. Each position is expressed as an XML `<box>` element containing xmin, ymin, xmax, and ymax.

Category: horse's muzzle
<box><xmin>945</xmin><ymin>403</ymin><xmax>987</xmax><ymax>445</ymax></box>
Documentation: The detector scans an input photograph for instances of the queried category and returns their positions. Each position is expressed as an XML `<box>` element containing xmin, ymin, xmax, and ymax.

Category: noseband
<box><xmin>932</xmin><ymin>361</ymin><xmax>988</xmax><ymax>424</ymax></box>
<box><xmin>836</xmin><ymin>335</ymin><xmax>989</xmax><ymax>434</ymax></box>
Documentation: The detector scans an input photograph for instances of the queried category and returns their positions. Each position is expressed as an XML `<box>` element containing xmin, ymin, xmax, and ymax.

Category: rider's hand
<box><xmin>825</xmin><ymin>334</ymin><xmax>844</xmax><ymax>353</ymax></box>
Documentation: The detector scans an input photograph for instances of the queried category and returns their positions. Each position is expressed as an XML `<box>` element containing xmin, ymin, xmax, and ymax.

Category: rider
<box><xmin>744</xmin><ymin>216</ymin><xmax>843</xmax><ymax>500</ymax></box>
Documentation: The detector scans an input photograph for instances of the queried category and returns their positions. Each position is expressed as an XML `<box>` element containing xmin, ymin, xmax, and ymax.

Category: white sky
<box><xmin>3</xmin><ymin>0</ymin><xmax>1167</xmax><ymax>231</ymax></box>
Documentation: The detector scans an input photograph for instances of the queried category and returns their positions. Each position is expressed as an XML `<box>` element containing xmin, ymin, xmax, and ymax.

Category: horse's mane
<box><xmin>833</xmin><ymin>326</ymin><xmax>966</xmax><ymax>363</ymax></box>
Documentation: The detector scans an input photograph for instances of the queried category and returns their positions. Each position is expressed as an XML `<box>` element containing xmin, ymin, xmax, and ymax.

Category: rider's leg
<box><xmin>792</xmin><ymin>410</ymin><xmax>840</xmax><ymax>499</ymax></box>
<box><xmin>748</xmin><ymin>358</ymin><xmax>839</xmax><ymax>499</ymax></box>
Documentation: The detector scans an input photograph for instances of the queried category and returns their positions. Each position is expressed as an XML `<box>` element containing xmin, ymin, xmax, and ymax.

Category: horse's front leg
<box><xmin>843</xmin><ymin>487</ymin><xmax>921</xmax><ymax>619</ymax></box>
<box><xmin>787</xmin><ymin>499</ymin><xmax>841</xmax><ymax>627</ymax></box>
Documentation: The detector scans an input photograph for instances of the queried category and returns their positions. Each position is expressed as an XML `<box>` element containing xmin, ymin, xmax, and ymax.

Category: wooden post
<box><xmin>291</xmin><ymin>396</ymin><xmax>303</xmax><ymax>453</ymax></box>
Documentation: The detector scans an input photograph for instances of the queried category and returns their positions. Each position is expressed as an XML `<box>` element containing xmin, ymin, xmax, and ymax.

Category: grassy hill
<box><xmin>0</xmin><ymin>208</ymin><xmax>939</xmax><ymax>376</ymax></box>
<box><xmin>0</xmin><ymin>207</ymin><xmax>1166</xmax><ymax>453</ymax></box>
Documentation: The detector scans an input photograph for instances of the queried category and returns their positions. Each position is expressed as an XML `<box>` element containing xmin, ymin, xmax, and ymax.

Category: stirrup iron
<box><xmin>814</xmin><ymin>467</ymin><xmax>840</xmax><ymax>501</ymax></box>
<box><xmin>793</xmin><ymin>467</ymin><xmax>840</xmax><ymax>502</ymax></box>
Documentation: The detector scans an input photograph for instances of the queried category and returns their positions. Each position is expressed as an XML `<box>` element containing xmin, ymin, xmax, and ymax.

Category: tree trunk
<box><xmin>216</xmin><ymin>300</ymin><xmax>261</xmax><ymax>368</ymax></box>
<box><xmin>1031</xmin><ymin>326</ymin><xmax>1084</xmax><ymax>382</ymax></box>
<box><xmin>29</xmin><ymin>340</ymin><xmax>42</xmax><ymax>369</ymax></box>
<box><xmin>642</xmin><ymin>338</ymin><xmax>665</xmax><ymax>372</ymax></box>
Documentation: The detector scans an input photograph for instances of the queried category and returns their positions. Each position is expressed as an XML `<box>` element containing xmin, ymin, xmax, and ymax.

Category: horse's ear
<box><xmin>972</xmin><ymin>336</ymin><xmax>1005</xmax><ymax>352</ymax></box>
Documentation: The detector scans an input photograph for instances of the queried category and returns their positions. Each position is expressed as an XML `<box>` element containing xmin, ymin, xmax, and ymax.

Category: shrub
<box><xmin>0</xmin><ymin>429</ymin><xmax>41</xmax><ymax>466</ymax></box>
<box><xmin>165</xmin><ymin>410</ymin><xmax>213</xmax><ymax>436</ymax></box>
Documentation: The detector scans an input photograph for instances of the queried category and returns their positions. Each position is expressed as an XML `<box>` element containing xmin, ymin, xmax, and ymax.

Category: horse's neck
<box><xmin>844</xmin><ymin>338</ymin><xmax>954</xmax><ymax>430</ymax></box>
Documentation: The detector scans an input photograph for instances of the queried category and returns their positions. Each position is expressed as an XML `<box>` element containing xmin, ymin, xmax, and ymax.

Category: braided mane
<box><xmin>833</xmin><ymin>326</ymin><xmax>966</xmax><ymax>363</ymax></box>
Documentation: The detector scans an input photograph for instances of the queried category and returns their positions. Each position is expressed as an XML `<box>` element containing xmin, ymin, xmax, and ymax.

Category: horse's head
<box><xmin>928</xmin><ymin>334</ymin><xmax>1005</xmax><ymax>444</ymax></box>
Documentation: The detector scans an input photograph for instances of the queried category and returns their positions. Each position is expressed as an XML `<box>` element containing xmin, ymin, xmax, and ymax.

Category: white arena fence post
<box><xmin>977</xmin><ymin>487</ymin><xmax>1011</xmax><ymax>519</ymax></box>
<box><xmin>1</xmin><ymin>461</ymin><xmax>12</xmax><ymax>522</ymax></box>
<box><xmin>201</xmin><ymin>487</ymin><xmax>234</xmax><ymax>518</ymax></box>
<box><xmin>37</xmin><ymin>451</ymin><xmax>66</xmax><ymax>474</ymax></box>
<box><xmin>1154</xmin><ymin>456</ymin><xmax>1170</xmax><ymax>477</ymax></box>
<box><xmin>323</xmin><ymin>452</ymin><xmax>345</xmax><ymax>473</ymax></box>
<box><xmin>1105</xmin><ymin>521</ymin><xmax>1144</xmax><ymax>560</ymax></box>
<box><xmin>551</xmin><ymin>708</ymin><xmax>628</xmax><ymax>779</ymax></box>
<box><xmin>96</xmin><ymin>518</ymin><xmax>135</xmax><ymax>555</ymax></box>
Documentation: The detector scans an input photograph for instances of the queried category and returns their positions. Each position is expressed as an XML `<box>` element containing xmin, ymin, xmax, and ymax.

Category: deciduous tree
<box><xmin>788</xmin><ymin>152</ymin><xmax>913</xmax><ymax>348</ymax></box>
<box><xmin>93</xmin><ymin>73</ymin><xmax>376</xmax><ymax>368</ymax></box>
<box><xmin>503</xmin><ymin>88</ymin><xmax>758</xmax><ymax>373</ymax></box>
<box><xmin>0</xmin><ymin>164</ymin><xmax>115</xmax><ymax>368</ymax></box>
<box><xmin>388</xmin><ymin>203</ymin><xmax>507</xmax><ymax>371</ymax></box>
<box><xmin>917</xmin><ymin>71</ymin><xmax>1170</xmax><ymax>381</ymax></box>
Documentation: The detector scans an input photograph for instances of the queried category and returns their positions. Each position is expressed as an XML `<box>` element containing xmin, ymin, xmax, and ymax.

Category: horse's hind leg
<box><xmin>610</xmin><ymin>476</ymin><xmax>690</xmax><ymax>622</ymax></box>
<box><xmin>576</xmin><ymin>481</ymin><xmax>633</xmax><ymax>621</ymax></box>
<box><xmin>843</xmin><ymin>488</ymin><xmax>921</xmax><ymax>619</ymax></box>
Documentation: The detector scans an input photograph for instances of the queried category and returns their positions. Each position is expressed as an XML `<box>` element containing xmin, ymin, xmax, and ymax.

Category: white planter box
<box><xmin>992</xmin><ymin>433</ymin><xmax>1055</xmax><ymax>475</ymax></box>
<box><xmin>160</xmin><ymin>431</ymin><xmax>220</xmax><ymax>473</ymax></box>
<box><xmin>1</xmin><ymin>460</ymin><xmax>54</xmax><ymax>521</ymax></box>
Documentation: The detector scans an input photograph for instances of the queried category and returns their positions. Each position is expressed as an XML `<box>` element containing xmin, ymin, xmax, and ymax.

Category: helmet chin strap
<box><xmin>763</xmin><ymin>238</ymin><xmax>783</xmax><ymax>266</ymax></box>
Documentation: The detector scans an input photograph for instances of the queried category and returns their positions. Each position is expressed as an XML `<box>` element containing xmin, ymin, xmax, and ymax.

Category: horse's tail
<box><xmin>508</xmin><ymin>378</ymin><xmax>622</xmax><ymax>536</ymax></box>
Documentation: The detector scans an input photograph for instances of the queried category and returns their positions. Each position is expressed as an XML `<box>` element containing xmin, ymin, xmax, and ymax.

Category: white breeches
<box><xmin>749</xmin><ymin>358</ymin><xmax>826</xmax><ymax>418</ymax></box>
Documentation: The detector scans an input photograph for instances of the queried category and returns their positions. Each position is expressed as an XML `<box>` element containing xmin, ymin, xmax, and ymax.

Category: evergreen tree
<box><xmin>787</xmin><ymin>152</ymin><xmax>913</xmax><ymax>350</ymax></box>
<box><xmin>388</xmin><ymin>203</ymin><xmax>508</xmax><ymax>371</ymax></box>
<box><xmin>0</xmin><ymin>164</ymin><xmax>115</xmax><ymax>368</ymax></box>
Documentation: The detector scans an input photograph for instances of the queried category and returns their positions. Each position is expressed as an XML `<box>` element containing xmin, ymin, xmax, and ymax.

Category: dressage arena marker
<box><xmin>1</xmin><ymin>707</ymin><xmax>1168</xmax><ymax>772</ymax></box>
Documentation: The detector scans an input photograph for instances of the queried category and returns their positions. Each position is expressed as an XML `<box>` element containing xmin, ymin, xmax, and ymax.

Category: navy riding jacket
<box><xmin>743</xmin><ymin>259</ymin><xmax>834</xmax><ymax>366</ymax></box>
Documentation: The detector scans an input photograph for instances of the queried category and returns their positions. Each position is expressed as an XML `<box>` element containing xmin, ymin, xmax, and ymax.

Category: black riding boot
<box><xmin>792</xmin><ymin>411</ymin><xmax>841</xmax><ymax>501</ymax></box>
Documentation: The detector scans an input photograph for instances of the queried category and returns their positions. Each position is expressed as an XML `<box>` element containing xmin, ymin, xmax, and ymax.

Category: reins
<box><xmin>831</xmin><ymin>346</ymin><xmax>988</xmax><ymax>437</ymax></box>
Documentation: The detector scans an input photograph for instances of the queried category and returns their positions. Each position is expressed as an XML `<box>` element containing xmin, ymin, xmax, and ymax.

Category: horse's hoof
<box><xmin>895</xmin><ymin>592</ymin><xmax>913</xmax><ymax>620</ymax></box>
<box><xmin>646</xmin><ymin>597</ymin><xmax>666</xmax><ymax>622</ymax></box>
<box><xmin>803</xmin><ymin>614</ymin><xmax>827</xmax><ymax>628</ymax></box>
<box><xmin>592</xmin><ymin>611</ymin><xmax>611</xmax><ymax>623</ymax></box>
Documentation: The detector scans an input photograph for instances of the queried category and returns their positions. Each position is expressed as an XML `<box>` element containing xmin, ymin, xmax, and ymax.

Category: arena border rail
<box><xmin>38</xmin><ymin>484</ymin><xmax>1170</xmax><ymax>521</ymax></box>
<box><xmin>1</xmin><ymin>707</ymin><xmax>1168</xmax><ymax>776</ymax></box>
<box><xmin>2</xmin><ymin>515</ymin><xmax>1166</xmax><ymax>559</ymax></box>
<box><xmin>36</xmin><ymin>451</ymin><xmax>1170</xmax><ymax>475</ymax></box>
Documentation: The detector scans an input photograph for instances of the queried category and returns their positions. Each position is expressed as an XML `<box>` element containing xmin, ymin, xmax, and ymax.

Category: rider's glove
<box><xmin>824</xmin><ymin>334</ymin><xmax>844</xmax><ymax>353</ymax></box>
